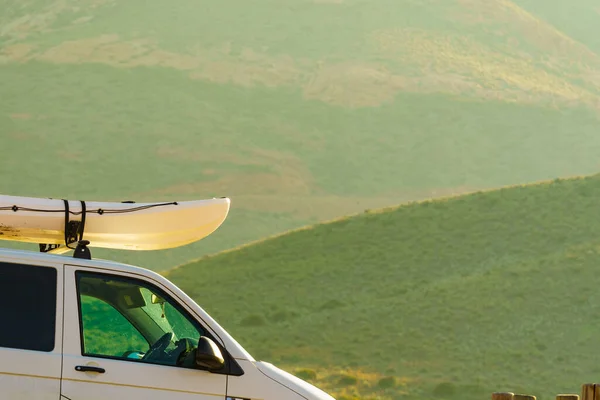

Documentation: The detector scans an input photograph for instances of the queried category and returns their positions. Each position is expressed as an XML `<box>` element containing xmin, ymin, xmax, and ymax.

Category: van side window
<box><xmin>80</xmin><ymin>295</ymin><xmax>150</xmax><ymax>357</ymax></box>
<box><xmin>76</xmin><ymin>272</ymin><xmax>206</xmax><ymax>368</ymax></box>
<box><xmin>0</xmin><ymin>262</ymin><xmax>57</xmax><ymax>352</ymax></box>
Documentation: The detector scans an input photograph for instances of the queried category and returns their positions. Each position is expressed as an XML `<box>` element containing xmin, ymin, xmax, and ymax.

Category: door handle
<box><xmin>75</xmin><ymin>365</ymin><xmax>106</xmax><ymax>373</ymax></box>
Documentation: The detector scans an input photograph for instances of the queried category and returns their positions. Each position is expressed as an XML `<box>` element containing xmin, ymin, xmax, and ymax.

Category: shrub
<box><xmin>239</xmin><ymin>314</ymin><xmax>267</xmax><ymax>327</ymax></box>
<box><xmin>320</xmin><ymin>299</ymin><xmax>345</xmax><ymax>311</ymax></box>
<box><xmin>295</xmin><ymin>368</ymin><xmax>317</xmax><ymax>381</ymax></box>
<box><xmin>270</xmin><ymin>310</ymin><xmax>298</xmax><ymax>322</ymax></box>
<box><xmin>433</xmin><ymin>382</ymin><xmax>457</xmax><ymax>398</ymax></box>
<box><xmin>338</xmin><ymin>374</ymin><xmax>358</xmax><ymax>386</ymax></box>
<box><xmin>378</xmin><ymin>376</ymin><xmax>397</xmax><ymax>389</ymax></box>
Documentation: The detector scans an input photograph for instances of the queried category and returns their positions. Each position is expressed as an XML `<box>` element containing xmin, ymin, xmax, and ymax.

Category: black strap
<box><xmin>62</xmin><ymin>200</ymin><xmax>87</xmax><ymax>249</ymax></box>
<box><xmin>78</xmin><ymin>200</ymin><xmax>86</xmax><ymax>243</ymax></box>
<box><xmin>62</xmin><ymin>199</ymin><xmax>71</xmax><ymax>248</ymax></box>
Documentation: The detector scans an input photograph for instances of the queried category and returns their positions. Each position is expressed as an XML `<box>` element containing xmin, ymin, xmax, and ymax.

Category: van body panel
<box><xmin>256</xmin><ymin>362</ymin><xmax>336</xmax><ymax>400</ymax></box>
<box><xmin>0</xmin><ymin>256</ymin><xmax>63</xmax><ymax>400</ymax></box>
<box><xmin>227</xmin><ymin>359</ymin><xmax>305</xmax><ymax>400</ymax></box>
<box><xmin>0</xmin><ymin>349</ymin><xmax>62</xmax><ymax>400</ymax></box>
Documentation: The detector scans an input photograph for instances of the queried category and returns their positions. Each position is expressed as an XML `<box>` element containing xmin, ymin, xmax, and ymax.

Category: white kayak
<box><xmin>0</xmin><ymin>195</ymin><xmax>230</xmax><ymax>251</ymax></box>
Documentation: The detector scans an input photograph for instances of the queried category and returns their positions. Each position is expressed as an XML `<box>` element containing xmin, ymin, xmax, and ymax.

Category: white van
<box><xmin>0</xmin><ymin>247</ymin><xmax>335</xmax><ymax>400</ymax></box>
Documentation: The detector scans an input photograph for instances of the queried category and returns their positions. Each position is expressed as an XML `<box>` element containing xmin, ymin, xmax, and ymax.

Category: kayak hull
<box><xmin>0</xmin><ymin>195</ymin><xmax>230</xmax><ymax>251</ymax></box>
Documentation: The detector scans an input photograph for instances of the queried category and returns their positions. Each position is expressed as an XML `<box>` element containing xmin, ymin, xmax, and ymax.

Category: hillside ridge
<box><xmin>163</xmin><ymin>174</ymin><xmax>583</xmax><ymax>275</ymax></box>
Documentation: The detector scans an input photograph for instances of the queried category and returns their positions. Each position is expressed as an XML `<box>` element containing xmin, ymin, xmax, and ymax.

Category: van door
<box><xmin>0</xmin><ymin>260</ymin><xmax>63</xmax><ymax>400</ymax></box>
<box><xmin>60</xmin><ymin>265</ymin><xmax>228</xmax><ymax>400</ymax></box>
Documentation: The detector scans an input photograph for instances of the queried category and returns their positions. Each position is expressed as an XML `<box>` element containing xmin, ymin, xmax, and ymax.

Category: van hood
<box><xmin>255</xmin><ymin>361</ymin><xmax>336</xmax><ymax>400</ymax></box>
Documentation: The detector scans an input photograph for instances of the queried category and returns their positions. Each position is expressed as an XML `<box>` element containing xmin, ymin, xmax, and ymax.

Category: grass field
<box><xmin>166</xmin><ymin>174</ymin><xmax>600</xmax><ymax>400</ymax></box>
<box><xmin>2</xmin><ymin>0</ymin><xmax>600</xmax><ymax>270</ymax></box>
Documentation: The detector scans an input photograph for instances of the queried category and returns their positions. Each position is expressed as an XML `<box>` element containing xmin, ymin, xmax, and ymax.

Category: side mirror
<box><xmin>195</xmin><ymin>336</ymin><xmax>225</xmax><ymax>371</ymax></box>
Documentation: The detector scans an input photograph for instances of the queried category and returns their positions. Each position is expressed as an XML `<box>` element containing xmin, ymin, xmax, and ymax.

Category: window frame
<box><xmin>73</xmin><ymin>270</ymin><xmax>240</xmax><ymax>375</ymax></box>
<box><xmin>0</xmin><ymin>261</ymin><xmax>58</xmax><ymax>353</ymax></box>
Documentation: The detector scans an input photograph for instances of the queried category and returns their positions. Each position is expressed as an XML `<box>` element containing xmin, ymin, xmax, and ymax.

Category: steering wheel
<box><xmin>142</xmin><ymin>332</ymin><xmax>174</xmax><ymax>362</ymax></box>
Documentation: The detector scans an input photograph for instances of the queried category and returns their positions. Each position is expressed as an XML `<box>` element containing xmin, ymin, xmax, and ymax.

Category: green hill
<box><xmin>2</xmin><ymin>0</ymin><xmax>600</xmax><ymax>270</ymax></box>
<box><xmin>513</xmin><ymin>0</ymin><xmax>600</xmax><ymax>55</ymax></box>
<box><xmin>166</xmin><ymin>174</ymin><xmax>600</xmax><ymax>400</ymax></box>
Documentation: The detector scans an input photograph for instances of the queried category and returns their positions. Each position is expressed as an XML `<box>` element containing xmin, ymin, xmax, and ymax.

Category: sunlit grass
<box><xmin>168</xmin><ymin>174</ymin><xmax>600</xmax><ymax>399</ymax></box>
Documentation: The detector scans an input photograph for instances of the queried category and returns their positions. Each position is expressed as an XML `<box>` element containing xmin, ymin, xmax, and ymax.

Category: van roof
<box><xmin>0</xmin><ymin>247</ymin><xmax>160</xmax><ymax>278</ymax></box>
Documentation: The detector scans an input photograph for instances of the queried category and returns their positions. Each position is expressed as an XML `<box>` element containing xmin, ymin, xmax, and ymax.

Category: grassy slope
<box><xmin>513</xmin><ymin>0</ymin><xmax>600</xmax><ymax>54</ymax></box>
<box><xmin>2</xmin><ymin>0</ymin><xmax>600</xmax><ymax>270</ymax></box>
<box><xmin>166</xmin><ymin>174</ymin><xmax>600</xmax><ymax>400</ymax></box>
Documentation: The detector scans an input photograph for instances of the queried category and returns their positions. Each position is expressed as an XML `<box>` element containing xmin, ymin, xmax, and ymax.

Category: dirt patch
<box><xmin>72</xmin><ymin>16</ymin><xmax>93</xmax><ymax>25</ymax></box>
<box><xmin>37</xmin><ymin>34</ymin><xmax>119</xmax><ymax>63</ymax></box>
<box><xmin>303</xmin><ymin>62</ymin><xmax>401</xmax><ymax>107</ymax></box>
<box><xmin>188</xmin><ymin>49</ymin><xmax>305</xmax><ymax>88</ymax></box>
<box><xmin>8</xmin><ymin>131</ymin><xmax>32</xmax><ymax>140</ymax></box>
<box><xmin>9</xmin><ymin>113</ymin><xmax>33</xmax><ymax>120</ymax></box>
<box><xmin>93</xmin><ymin>39</ymin><xmax>152</xmax><ymax>65</ymax></box>
<box><xmin>56</xmin><ymin>150</ymin><xmax>83</xmax><ymax>161</ymax></box>
<box><xmin>1</xmin><ymin>43</ymin><xmax>36</xmax><ymax>61</ymax></box>
<box><xmin>150</xmin><ymin>146</ymin><xmax>316</xmax><ymax>197</ymax></box>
